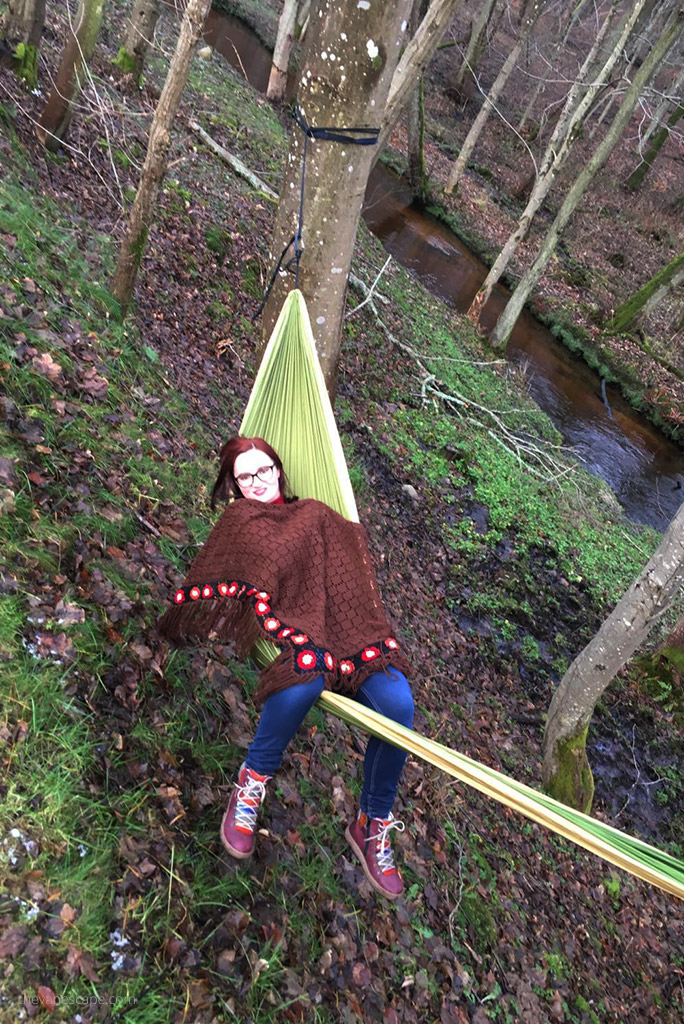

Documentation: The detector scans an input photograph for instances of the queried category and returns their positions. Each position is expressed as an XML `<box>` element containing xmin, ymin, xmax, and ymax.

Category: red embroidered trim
<box><xmin>170</xmin><ymin>579</ymin><xmax>402</xmax><ymax>679</ymax></box>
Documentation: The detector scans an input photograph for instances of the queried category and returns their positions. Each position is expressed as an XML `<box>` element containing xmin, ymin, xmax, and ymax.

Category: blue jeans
<box><xmin>246</xmin><ymin>668</ymin><xmax>414</xmax><ymax>819</ymax></box>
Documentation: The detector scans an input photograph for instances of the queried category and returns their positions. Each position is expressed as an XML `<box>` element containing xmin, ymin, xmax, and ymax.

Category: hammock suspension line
<box><xmin>253</xmin><ymin>103</ymin><xmax>380</xmax><ymax>319</ymax></box>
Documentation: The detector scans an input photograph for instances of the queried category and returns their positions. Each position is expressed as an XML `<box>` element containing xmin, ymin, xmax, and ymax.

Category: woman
<box><xmin>160</xmin><ymin>437</ymin><xmax>414</xmax><ymax>900</ymax></box>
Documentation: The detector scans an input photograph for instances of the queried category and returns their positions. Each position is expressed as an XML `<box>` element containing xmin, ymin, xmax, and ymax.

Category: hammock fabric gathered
<box><xmin>159</xmin><ymin>497</ymin><xmax>410</xmax><ymax>703</ymax></box>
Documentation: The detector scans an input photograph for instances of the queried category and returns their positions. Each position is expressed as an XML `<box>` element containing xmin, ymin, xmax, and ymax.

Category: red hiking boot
<box><xmin>345</xmin><ymin>811</ymin><xmax>405</xmax><ymax>900</ymax></box>
<box><xmin>221</xmin><ymin>762</ymin><xmax>271</xmax><ymax>859</ymax></box>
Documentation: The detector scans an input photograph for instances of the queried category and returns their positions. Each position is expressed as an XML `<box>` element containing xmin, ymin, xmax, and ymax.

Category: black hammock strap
<box><xmin>252</xmin><ymin>104</ymin><xmax>380</xmax><ymax>320</ymax></box>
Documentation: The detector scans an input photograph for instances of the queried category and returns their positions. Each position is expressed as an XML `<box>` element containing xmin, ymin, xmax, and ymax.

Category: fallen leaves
<box><xmin>31</xmin><ymin>351</ymin><xmax>63</xmax><ymax>382</ymax></box>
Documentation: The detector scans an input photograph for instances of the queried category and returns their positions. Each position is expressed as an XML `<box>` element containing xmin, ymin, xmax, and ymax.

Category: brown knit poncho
<box><xmin>159</xmin><ymin>498</ymin><xmax>409</xmax><ymax>703</ymax></box>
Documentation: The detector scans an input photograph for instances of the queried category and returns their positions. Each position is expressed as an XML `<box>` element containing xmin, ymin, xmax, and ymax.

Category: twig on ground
<box><xmin>345</xmin><ymin>255</ymin><xmax>392</xmax><ymax>317</ymax></box>
<box><xmin>348</xmin><ymin>277</ymin><xmax>576</xmax><ymax>483</ymax></box>
<box><xmin>188</xmin><ymin>121</ymin><xmax>278</xmax><ymax>199</ymax></box>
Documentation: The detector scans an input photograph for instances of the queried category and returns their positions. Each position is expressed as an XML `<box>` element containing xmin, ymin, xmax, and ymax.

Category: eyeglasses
<box><xmin>235</xmin><ymin>464</ymin><xmax>276</xmax><ymax>488</ymax></box>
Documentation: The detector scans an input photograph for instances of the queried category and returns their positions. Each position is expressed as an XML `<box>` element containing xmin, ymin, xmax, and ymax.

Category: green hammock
<box><xmin>240</xmin><ymin>288</ymin><xmax>684</xmax><ymax>901</ymax></box>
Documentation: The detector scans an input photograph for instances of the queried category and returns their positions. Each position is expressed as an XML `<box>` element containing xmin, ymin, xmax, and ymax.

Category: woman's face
<box><xmin>233</xmin><ymin>448</ymin><xmax>281</xmax><ymax>503</ymax></box>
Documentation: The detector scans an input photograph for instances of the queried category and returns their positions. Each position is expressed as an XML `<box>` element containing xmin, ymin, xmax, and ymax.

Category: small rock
<box><xmin>402</xmin><ymin>484</ymin><xmax>419</xmax><ymax>501</ymax></box>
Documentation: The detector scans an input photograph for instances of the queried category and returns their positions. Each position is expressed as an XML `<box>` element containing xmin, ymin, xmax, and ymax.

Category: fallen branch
<box><xmin>350</xmin><ymin>270</ymin><xmax>577</xmax><ymax>484</ymax></box>
<box><xmin>188</xmin><ymin>120</ymin><xmax>278</xmax><ymax>199</ymax></box>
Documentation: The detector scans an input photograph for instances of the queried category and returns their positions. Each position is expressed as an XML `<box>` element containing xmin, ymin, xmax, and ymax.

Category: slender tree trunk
<box><xmin>468</xmin><ymin>0</ymin><xmax>636</xmax><ymax>322</ymax></box>
<box><xmin>379</xmin><ymin>0</ymin><xmax>462</xmax><ymax>155</ymax></box>
<box><xmin>445</xmin><ymin>1</ymin><xmax>545</xmax><ymax>195</ymax></box>
<box><xmin>641</xmin><ymin>63</ymin><xmax>684</xmax><ymax>144</ymax></box>
<box><xmin>114</xmin><ymin>0</ymin><xmax>161</xmax><ymax>80</ymax></box>
<box><xmin>608</xmin><ymin>251</ymin><xmax>684</xmax><ymax>332</ymax></box>
<box><xmin>266</xmin><ymin>0</ymin><xmax>298</xmax><ymax>102</ymax></box>
<box><xmin>1</xmin><ymin>0</ymin><xmax>45</xmax><ymax>87</ymax></box>
<box><xmin>445</xmin><ymin>0</ymin><xmax>498</xmax><ymax>102</ymax></box>
<box><xmin>626</xmin><ymin>100</ymin><xmax>684</xmax><ymax>190</ymax></box>
<box><xmin>111</xmin><ymin>0</ymin><xmax>212</xmax><ymax>316</ymax></box>
<box><xmin>407</xmin><ymin>0</ymin><xmax>429</xmax><ymax>200</ymax></box>
<box><xmin>543</xmin><ymin>498</ymin><xmax>684</xmax><ymax>810</ymax></box>
<box><xmin>489</xmin><ymin>7</ymin><xmax>684</xmax><ymax>351</ymax></box>
<box><xmin>36</xmin><ymin>0</ymin><xmax>104</xmax><ymax>150</ymax></box>
<box><xmin>261</xmin><ymin>0</ymin><xmax>414</xmax><ymax>396</ymax></box>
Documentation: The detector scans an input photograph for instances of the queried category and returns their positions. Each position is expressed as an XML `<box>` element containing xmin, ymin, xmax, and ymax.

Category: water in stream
<box><xmin>205</xmin><ymin>12</ymin><xmax>684</xmax><ymax>532</ymax></box>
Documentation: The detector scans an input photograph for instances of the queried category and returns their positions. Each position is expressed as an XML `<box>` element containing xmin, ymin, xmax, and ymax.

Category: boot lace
<box><xmin>234</xmin><ymin>773</ymin><xmax>268</xmax><ymax>833</ymax></box>
<box><xmin>372</xmin><ymin>815</ymin><xmax>405</xmax><ymax>874</ymax></box>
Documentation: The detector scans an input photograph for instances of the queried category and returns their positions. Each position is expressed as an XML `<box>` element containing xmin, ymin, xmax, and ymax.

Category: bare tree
<box><xmin>468</xmin><ymin>0</ymin><xmax>641</xmax><ymax>324</ymax></box>
<box><xmin>111</xmin><ymin>0</ymin><xmax>212</xmax><ymax>316</ymax></box>
<box><xmin>445</xmin><ymin>0</ymin><xmax>498</xmax><ymax>102</ymax></box>
<box><xmin>266</xmin><ymin>0</ymin><xmax>298</xmax><ymax>102</ymax></box>
<box><xmin>489</xmin><ymin>5</ymin><xmax>684</xmax><ymax>350</ymax></box>
<box><xmin>445</xmin><ymin>0</ymin><xmax>546</xmax><ymax>194</ymax></box>
<box><xmin>36</xmin><ymin>0</ymin><xmax>104</xmax><ymax>150</ymax></box>
<box><xmin>608</xmin><ymin>251</ymin><xmax>684</xmax><ymax>332</ymax></box>
<box><xmin>543</xmin><ymin>499</ymin><xmax>684</xmax><ymax>810</ymax></box>
<box><xmin>0</xmin><ymin>0</ymin><xmax>45</xmax><ymax>88</ymax></box>
<box><xmin>114</xmin><ymin>0</ymin><xmax>161</xmax><ymax>80</ymax></box>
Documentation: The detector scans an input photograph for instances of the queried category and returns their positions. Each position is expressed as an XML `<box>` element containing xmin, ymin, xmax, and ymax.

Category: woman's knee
<box><xmin>262</xmin><ymin>675</ymin><xmax>325</xmax><ymax>721</ymax></box>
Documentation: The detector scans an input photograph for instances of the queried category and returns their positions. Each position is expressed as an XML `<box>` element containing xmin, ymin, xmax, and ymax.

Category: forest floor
<box><xmin>1</xmin><ymin>3</ymin><xmax>684</xmax><ymax>1023</ymax></box>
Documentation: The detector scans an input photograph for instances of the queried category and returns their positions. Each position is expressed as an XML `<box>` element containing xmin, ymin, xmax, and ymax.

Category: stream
<box><xmin>204</xmin><ymin>10</ymin><xmax>684</xmax><ymax>533</ymax></box>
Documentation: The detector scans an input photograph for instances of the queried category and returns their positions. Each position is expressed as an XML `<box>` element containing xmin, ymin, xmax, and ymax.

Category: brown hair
<box><xmin>211</xmin><ymin>436</ymin><xmax>291</xmax><ymax>509</ymax></box>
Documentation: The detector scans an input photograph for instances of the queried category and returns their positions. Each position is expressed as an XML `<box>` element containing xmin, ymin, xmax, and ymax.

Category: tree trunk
<box><xmin>543</xmin><ymin>497</ymin><xmax>684</xmax><ymax>810</ymax></box>
<box><xmin>266</xmin><ymin>0</ymin><xmax>298</xmax><ymax>102</ymax></box>
<box><xmin>114</xmin><ymin>0</ymin><xmax>161</xmax><ymax>80</ymax></box>
<box><xmin>379</xmin><ymin>0</ymin><xmax>461</xmax><ymax>155</ymax></box>
<box><xmin>1</xmin><ymin>0</ymin><xmax>45</xmax><ymax>87</ymax></box>
<box><xmin>626</xmin><ymin>100</ymin><xmax>684</xmax><ymax>190</ymax></box>
<box><xmin>111</xmin><ymin>0</ymin><xmax>212</xmax><ymax>317</ymax></box>
<box><xmin>468</xmin><ymin>0</ymin><xmax>635</xmax><ymax>323</ymax></box>
<box><xmin>445</xmin><ymin>0</ymin><xmax>498</xmax><ymax>102</ymax></box>
<box><xmin>489</xmin><ymin>6</ymin><xmax>684</xmax><ymax>351</ymax></box>
<box><xmin>641</xmin><ymin>63</ymin><xmax>684</xmax><ymax>144</ymax></box>
<box><xmin>407</xmin><ymin>78</ymin><xmax>427</xmax><ymax>200</ymax></box>
<box><xmin>36</xmin><ymin>0</ymin><xmax>104</xmax><ymax>151</ymax></box>
<box><xmin>261</xmin><ymin>0</ymin><xmax>414</xmax><ymax>396</ymax></box>
<box><xmin>445</xmin><ymin>1</ymin><xmax>545</xmax><ymax>195</ymax></box>
<box><xmin>608</xmin><ymin>251</ymin><xmax>684</xmax><ymax>332</ymax></box>
<box><xmin>406</xmin><ymin>0</ymin><xmax>429</xmax><ymax>200</ymax></box>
